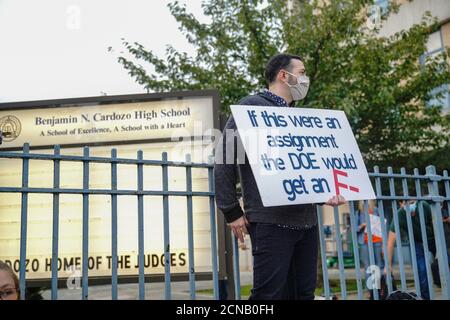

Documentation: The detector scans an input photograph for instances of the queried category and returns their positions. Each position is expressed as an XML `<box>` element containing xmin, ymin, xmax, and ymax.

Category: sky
<box><xmin>0</xmin><ymin>0</ymin><xmax>206</xmax><ymax>103</ymax></box>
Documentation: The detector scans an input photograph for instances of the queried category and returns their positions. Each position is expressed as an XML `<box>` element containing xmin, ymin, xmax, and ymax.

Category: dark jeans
<box><xmin>414</xmin><ymin>242</ymin><xmax>430</xmax><ymax>300</ymax></box>
<box><xmin>248</xmin><ymin>222</ymin><xmax>318</xmax><ymax>300</ymax></box>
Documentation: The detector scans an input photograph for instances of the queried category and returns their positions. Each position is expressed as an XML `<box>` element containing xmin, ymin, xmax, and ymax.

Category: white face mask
<box><xmin>284</xmin><ymin>71</ymin><xmax>310</xmax><ymax>101</ymax></box>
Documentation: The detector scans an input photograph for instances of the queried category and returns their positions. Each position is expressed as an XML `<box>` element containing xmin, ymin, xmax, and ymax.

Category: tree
<box><xmin>116</xmin><ymin>0</ymin><xmax>449</xmax><ymax>171</ymax></box>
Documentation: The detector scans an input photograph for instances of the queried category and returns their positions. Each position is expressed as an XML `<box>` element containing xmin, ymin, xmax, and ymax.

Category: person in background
<box><xmin>429</xmin><ymin>199</ymin><xmax>450</xmax><ymax>289</ymax></box>
<box><xmin>386</xmin><ymin>199</ymin><xmax>435</xmax><ymax>300</ymax></box>
<box><xmin>0</xmin><ymin>260</ymin><xmax>20</xmax><ymax>300</ymax></box>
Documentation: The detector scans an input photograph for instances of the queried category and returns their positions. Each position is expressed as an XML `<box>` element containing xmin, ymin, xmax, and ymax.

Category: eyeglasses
<box><xmin>0</xmin><ymin>288</ymin><xmax>19</xmax><ymax>300</ymax></box>
<box><xmin>284</xmin><ymin>70</ymin><xmax>307</xmax><ymax>77</ymax></box>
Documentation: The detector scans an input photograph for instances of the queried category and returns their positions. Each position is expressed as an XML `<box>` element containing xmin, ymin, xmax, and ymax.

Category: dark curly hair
<box><xmin>264</xmin><ymin>53</ymin><xmax>303</xmax><ymax>86</ymax></box>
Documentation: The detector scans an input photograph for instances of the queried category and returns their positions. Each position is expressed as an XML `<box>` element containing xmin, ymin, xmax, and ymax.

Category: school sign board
<box><xmin>0</xmin><ymin>90</ymin><xmax>221</xmax><ymax>282</ymax></box>
<box><xmin>230</xmin><ymin>105</ymin><xmax>376</xmax><ymax>206</ymax></box>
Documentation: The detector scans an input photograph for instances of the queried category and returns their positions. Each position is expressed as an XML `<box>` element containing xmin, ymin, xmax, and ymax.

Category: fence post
<box><xmin>111</xmin><ymin>149</ymin><xmax>118</xmax><ymax>300</ymax></box>
<box><xmin>400</xmin><ymin>167</ymin><xmax>421</xmax><ymax>297</ymax></box>
<box><xmin>333</xmin><ymin>206</ymin><xmax>347</xmax><ymax>299</ymax></box>
<box><xmin>444</xmin><ymin>170</ymin><xmax>450</xmax><ymax>217</ymax></box>
<box><xmin>82</xmin><ymin>146</ymin><xmax>90</xmax><ymax>300</ymax></box>
<box><xmin>316</xmin><ymin>205</ymin><xmax>331</xmax><ymax>299</ymax></box>
<box><xmin>162</xmin><ymin>152</ymin><xmax>171</xmax><ymax>299</ymax></box>
<box><xmin>51</xmin><ymin>145</ymin><xmax>60</xmax><ymax>300</ymax></box>
<box><xmin>426</xmin><ymin>165</ymin><xmax>450</xmax><ymax>299</ymax></box>
<box><xmin>185</xmin><ymin>154</ymin><xmax>196</xmax><ymax>300</ymax></box>
<box><xmin>374</xmin><ymin>166</ymin><xmax>393</xmax><ymax>294</ymax></box>
<box><xmin>363</xmin><ymin>199</ymin><xmax>379</xmax><ymax>300</ymax></box>
<box><xmin>347</xmin><ymin>201</ymin><xmax>363</xmax><ymax>300</ymax></box>
<box><xmin>388</xmin><ymin>166</ymin><xmax>407</xmax><ymax>291</ymax></box>
<box><xmin>19</xmin><ymin>143</ymin><xmax>29</xmax><ymax>301</ymax></box>
<box><xmin>137</xmin><ymin>150</ymin><xmax>145</xmax><ymax>300</ymax></box>
<box><xmin>231</xmin><ymin>234</ymin><xmax>241</xmax><ymax>300</ymax></box>
<box><xmin>208</xmin><ymin>156</ymin><xmax>219</xmax><ymax>300</ymax></box>
<box><xmin>413</xmin><ymin>168</ymin><xmax>435</xmax><ymax>300</ymax></box>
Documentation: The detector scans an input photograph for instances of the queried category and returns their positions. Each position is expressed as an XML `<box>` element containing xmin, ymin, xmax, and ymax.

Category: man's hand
<box><xmin>228</xmin><ymin>216</ymin><xmax>250</xmax><ymax>243</ymax></box>
<box><xmin>325</xmin><ymin>195</ymin><xmax>346</xmax><ymax>207</ymax></box>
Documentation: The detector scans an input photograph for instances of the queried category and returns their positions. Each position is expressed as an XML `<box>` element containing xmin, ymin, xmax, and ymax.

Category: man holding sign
<box><xmin>214</xmin><ymin>54</ymin><xmax>356</xmax><ymax>300</ymax></box>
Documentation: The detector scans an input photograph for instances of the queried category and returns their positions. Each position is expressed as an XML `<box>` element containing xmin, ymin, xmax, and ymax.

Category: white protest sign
<box><xmin>230</xmin><ymin>105</ymin><xmax>376</xmax><ymax>206</ymax></box>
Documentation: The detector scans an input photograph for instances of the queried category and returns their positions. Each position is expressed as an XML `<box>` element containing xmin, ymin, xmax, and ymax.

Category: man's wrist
<box><xmin>224</xmin><ymin>205</ymin><xmax>244</xmax><ymax>223</ymax></box>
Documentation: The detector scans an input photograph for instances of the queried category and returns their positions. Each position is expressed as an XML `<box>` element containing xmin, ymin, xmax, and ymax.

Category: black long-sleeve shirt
<box><xmin>214</xmin><ymin>92</ymin><xmax>318</xmax><ymax>228</ymax></box>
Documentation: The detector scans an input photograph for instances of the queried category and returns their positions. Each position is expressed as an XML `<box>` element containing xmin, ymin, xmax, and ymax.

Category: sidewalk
<box><xmin>41</xmin><ymin>268</ymin><xmax>445</xmax><ymax>300</ymax></box>
<box><xmin>41</xmin><ymin>272</ymin><xmax>254</xmax><ymax>300</ymax></box>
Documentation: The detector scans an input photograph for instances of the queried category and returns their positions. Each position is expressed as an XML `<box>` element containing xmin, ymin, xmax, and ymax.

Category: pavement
<box><xmin>41</xmin><ymin>268</ymin><xmax>445</xmax><ymax>300</ymax></box>
<box><xmin>41</xmin><ymin>272</ymin><xmax>254</xmax><ymax>300</ymax></box>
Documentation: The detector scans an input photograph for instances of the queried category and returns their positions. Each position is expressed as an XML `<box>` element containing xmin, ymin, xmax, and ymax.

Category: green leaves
<box><xmin>116</xmin><ymin>0</ymin><xmax>449</xmax><ymax>170</ymax></box>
